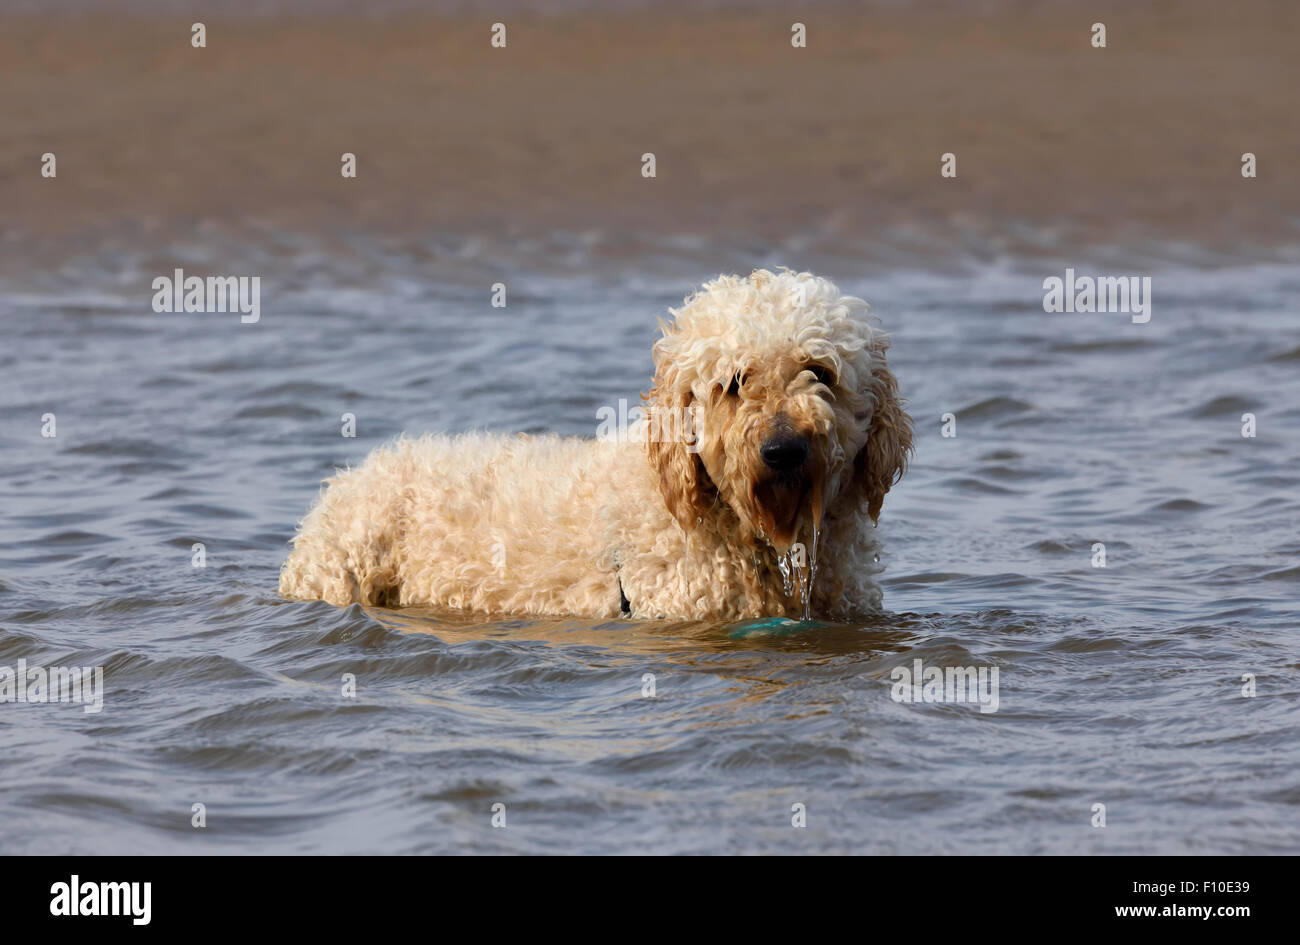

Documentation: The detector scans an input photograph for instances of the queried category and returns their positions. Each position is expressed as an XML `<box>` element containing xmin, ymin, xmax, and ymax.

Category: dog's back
<box><xmin>279</xmin><ymin>433</ymin><xmax>637</xmax><ymax>615</ymax></box>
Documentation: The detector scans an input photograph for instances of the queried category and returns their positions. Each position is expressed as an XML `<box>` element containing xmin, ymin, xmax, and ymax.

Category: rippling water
<box><xmin>2</xmin><ymin>233</ymin><xmax>1297</xmax><ymax>854</ymax></box>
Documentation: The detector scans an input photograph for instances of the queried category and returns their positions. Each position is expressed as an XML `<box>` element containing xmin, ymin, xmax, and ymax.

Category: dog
<box><xmin>279</xmin><ymin>269</ymin><xmax>912</xmax><ymax>620</ymax></box>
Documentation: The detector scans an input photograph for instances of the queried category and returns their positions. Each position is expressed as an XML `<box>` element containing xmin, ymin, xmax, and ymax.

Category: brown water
<box><xmin>2</xmin><ymin>229</ymin><xmax>1297</xmax><ymax>853</ymax></box>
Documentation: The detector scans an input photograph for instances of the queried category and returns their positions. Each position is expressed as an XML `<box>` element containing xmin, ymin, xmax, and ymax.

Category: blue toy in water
<box><xmin>728</xmin><ymin>617</ymin><xmax>832</xmax><ymax>638</ymax></box>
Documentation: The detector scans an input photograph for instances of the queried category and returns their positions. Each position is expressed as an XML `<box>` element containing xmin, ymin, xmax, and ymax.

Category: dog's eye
<box><xmin>807</xmin><ymin>365</ymin><xmax>837</xmax><ymax>387</ymax></box>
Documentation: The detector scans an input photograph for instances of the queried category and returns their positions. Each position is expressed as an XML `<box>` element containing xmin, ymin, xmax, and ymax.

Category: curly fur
<box><xmin>279</xmin><ymin>269</ymin><xmax>912</xmax><ymax>620</ymax></box>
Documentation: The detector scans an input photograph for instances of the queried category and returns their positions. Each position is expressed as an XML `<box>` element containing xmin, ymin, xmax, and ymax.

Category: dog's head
<box><xmin>644</xmin><ymin>269</ymin><xmax>911</xmax><ymax>551</ymax></box>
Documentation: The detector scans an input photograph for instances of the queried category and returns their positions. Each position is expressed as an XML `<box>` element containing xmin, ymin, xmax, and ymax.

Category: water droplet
<box><xmin>776</xmin><ymin>552</ymin><xmax>795</xmax><ymax>597</ymax></box>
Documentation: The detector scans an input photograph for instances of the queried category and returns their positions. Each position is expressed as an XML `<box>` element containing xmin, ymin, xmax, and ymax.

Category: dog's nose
<box><xmin>761</xmin><ymin>434</ymin><xmax>810</xmax><ymax>472</ymax></box>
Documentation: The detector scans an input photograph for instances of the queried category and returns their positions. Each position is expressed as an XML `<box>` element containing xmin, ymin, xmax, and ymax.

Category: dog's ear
<box><xmin>854</xmin><ymin>356</ymin><xmax>913</xmax><ymax>523</ymax></box>
<box><xmin>644</xmin><ymin>387</ymin><xmax>714</xmax><ymax>532</ymax></box>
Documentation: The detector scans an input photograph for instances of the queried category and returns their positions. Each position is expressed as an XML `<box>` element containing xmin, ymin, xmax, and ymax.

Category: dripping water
<box><xmin>806</xmin><ymin>525</ymin><xmax>819</xmax><ymax>621</ymax></box>
<box><xmin>776</xmin><ymin>523</ymin><xmax>821</xmax><ymax>620</ymax></box>
<box><xmin>776</xmin><ymin>550</ymin><xmax>796</xmax><ymax>598</ymax></box>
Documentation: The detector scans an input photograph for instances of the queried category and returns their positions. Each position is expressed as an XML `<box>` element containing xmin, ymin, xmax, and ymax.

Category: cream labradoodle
<box><xmin>280</xmin><ymin>269</ymin><xmax>912</xmax><ymax>620</ymax></box>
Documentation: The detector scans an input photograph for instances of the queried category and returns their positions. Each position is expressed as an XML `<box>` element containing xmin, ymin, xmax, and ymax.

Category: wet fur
<box><xmin>279</xmin><ymin>269</ymin><xmax>912</xmax><ymax>619</ymax></box>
